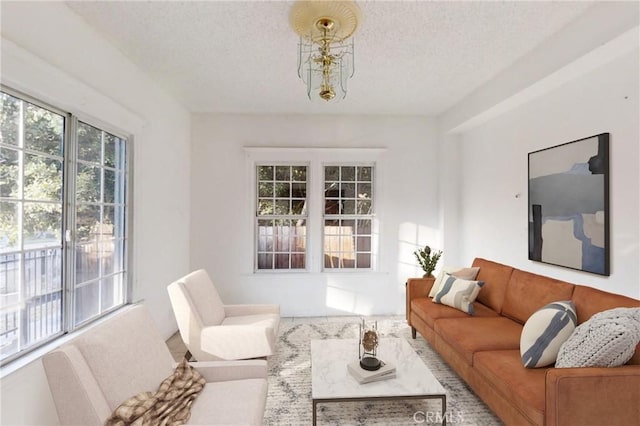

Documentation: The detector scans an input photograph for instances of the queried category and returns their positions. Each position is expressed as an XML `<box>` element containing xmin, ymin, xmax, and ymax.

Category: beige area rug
<box><xmin>263</xmin><ymin>317</ymin><xmax>503</xmax><ymax>425</ymax></box>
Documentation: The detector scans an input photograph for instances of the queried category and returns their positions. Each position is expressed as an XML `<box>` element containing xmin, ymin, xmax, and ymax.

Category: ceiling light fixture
<box><xmin>290</xmin><ymin>0</ymin><xmax>361</xmax><ymax>102</ymax></box>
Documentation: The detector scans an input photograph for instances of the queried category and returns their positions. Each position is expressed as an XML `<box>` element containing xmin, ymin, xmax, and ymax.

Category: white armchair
<box><xmin>43</xmin><ymin>305</ymin><xmax>268</xmax><ymax>426</ymax></box>
<box><xmin>167</xmin><ymin>269</ymin><xmax>280</xmax><ymax>361</ymax></box>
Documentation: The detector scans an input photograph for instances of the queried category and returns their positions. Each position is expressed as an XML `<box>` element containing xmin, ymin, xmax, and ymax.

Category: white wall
<box><xmin>453</xmin><ymin>50</ymin><xmax>640</xmax><ymax>299</ymax></box>
<box><xmin>1</xmin><ymin>3</ymin><xmax>191</xmax><ymax>425</ymax></box>
<box><xmin>191</xmin><ymin>114</ymin><xmax>439</xmax><ymax>317</ymax></box>
<box><xmin>1</xmin><ymin>2</ymin><xmax>636</xmax><ymax>425</ymax></box>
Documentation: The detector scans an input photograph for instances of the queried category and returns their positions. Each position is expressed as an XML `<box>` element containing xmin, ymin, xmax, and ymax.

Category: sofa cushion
<box><xmin>474</xmin><ymin>350</ymin><xmax>546</xmax><ymax>426</ymax></box>
<box><xmin>429</xmin><ymin>266</ymin><xmax>480</xmax><ymax>297</ymax></box>
<box><xmin>106</xmin><ymin>358</ymin><xmax>206</xmax><ymax>425</ymax></box>
<box><xmin>188</xmin><ymin>378</ymin><xmax>267</xmax><ymax>425</ymax></box>
<box><xmin>520</xmin><ymin>301</ymin><xmax>577</xmax><ymax>368</ymax></box>
<box><xmin>572</xmin><ymin>285</ymin><xmax>640</xmax><ymax>364</ymax></box>
<box><xmin>556</xmin><ymin>307</ymin><xmax>640</xmax><ymax>368</ymax></box>
<box><xmin>221</xmin><ymin>313</ymin><xmax>280</xmax><ymax>328</ymax></box>
<box><xmin>72</xmin><ymin>306</ymin><xmax>176</xmax><ymax>410</ymax></box>
<box><xmin>43</xmin><ymin>345</ymin><xmax>112</xmax><ymax>426</ymax></box>
<box><xmin>435</xmin><ymin>317</ymin><xmax>522</xmax><ymax>365</ymax></box>
<box><xmin>411</xmin><ymin>298</ymin><xmax>499</xmax><ymax>328</ymax></box>
<box><xmin>572</xmin><ymin>285</ymin><xmax>640</xmax><ymax>324</ymax></box>
<box><xmin>502</xmin><ymin>269</ymin><xmax>575</xmax><ymax>324</ymax></box>
<box><xmin>179</xmin><ymin>269</ymin><xmax>226</xmax><ymax>326</ymax></box>
<box><xmin>433</xmin><ymin>274</ymin><xmax>484</xmax><ymax>314</ymax></box>
<box><xmin>472</xmin><ymin>258</ymin><xmax>514</xmax><ymax>313</ymax></box>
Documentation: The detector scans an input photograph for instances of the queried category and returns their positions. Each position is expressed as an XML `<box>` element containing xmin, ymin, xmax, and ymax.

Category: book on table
<box><xmin>347</xmin><ymin>360</ymin><xmax>396</xmax><ymax>384</ymax></box>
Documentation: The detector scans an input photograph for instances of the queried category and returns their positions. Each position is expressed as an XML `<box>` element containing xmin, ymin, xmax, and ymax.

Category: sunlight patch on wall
<box><xmin>325</xmin><ymin>280</ymin><xmax>373</xmax><ymax>315</ymax></box>
<box><xmin>397</xmin><ymin>222</ymin><xmax>442</xmax><ymax>283</ymax></box>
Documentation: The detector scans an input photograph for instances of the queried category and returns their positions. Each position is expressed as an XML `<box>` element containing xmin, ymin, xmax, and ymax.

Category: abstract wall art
<box><xmin>528</xmin><ymin>133</ymin><xmax>610</xmax><ymax>276</ymax></box>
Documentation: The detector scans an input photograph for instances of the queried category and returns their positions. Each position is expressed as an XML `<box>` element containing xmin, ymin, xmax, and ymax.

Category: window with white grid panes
<box><xmin>0</xmin><ymin>92</ymin><xmax>65</xmax><ymax>363</ymax></box>
<box><xmin>323</xmin><ymin>165</ymin><xmax>373</xmax><ymax>269</ymax></box>
<box><xmin>256</xmin><ymin>165</ymin><xmax>307</xmax><ymax>270</ymax></box>
<box><xmin>74</xmin><ymin>121</ymin><xmax>127</xmax><ymax>326</ymax></box>
<box><xmin>0</xmin><ymin>88</ymin><xmax>129</xmax><ymax>365</ymax></box>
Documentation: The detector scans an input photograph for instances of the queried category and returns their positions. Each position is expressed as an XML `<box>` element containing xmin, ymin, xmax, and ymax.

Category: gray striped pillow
<box><xmin>433</xmin><ymin>273</ymin><xmax>484</xmax><ymax>314</ymax></box>
<box><xmin>429</xmin><ymin>266</ymin><xmax>481</xmax><ymax>298</ymax></box>
<box><xmin>520</xmin><ymin>301</ymin><xmax>577</xmax><ymax>368</ymax></box>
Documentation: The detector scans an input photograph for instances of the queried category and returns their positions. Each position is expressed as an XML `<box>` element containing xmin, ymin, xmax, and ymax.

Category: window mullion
<box><xmin>307</xmin><ymin>161</ymin><xmax>320</xmax><ymax>273</ymax></box>
<box><xmin>64</xmin><ymin>116</ymin><xmax>78</xmax><ymax>332</ymax></box>
<box><xmin>98</xmin><ymin>130</ymin><xmax>105</xmax><ymax>313</ymax></box>
<box><xmin>17</xmin><ymin>97</ymin><xmax>25</xmax><ymax>353</ymax></box>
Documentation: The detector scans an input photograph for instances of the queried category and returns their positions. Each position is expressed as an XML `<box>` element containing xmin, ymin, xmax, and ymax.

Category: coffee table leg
<box><xmin>442</xmin><ymin>395</ymin><xmax>447</xmax><ymax>426</ymax></box>
<box><xmin>313</xmin><ymin>399</ymin><xmax>317</xmax><ymax>426</ymax></box>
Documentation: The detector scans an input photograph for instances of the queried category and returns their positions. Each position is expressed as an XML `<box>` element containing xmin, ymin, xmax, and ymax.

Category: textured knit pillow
<box><xmin>556</xmin><ymin>307</ymin><xmax>640</xmax><ymax>368</ymax></box>
<box><xmin>520</xmin><ymin>301</ymin><xmax>577</xmax><ymax>368</ymax></box>
<box><xmin>429</xmin><ymin>266</ymin><xmax>481</xmax><ymax>298</ymax></box>
<box><xmin>433</xmin><ymin>273</ymin><xmax>484</xmax><ymax>314</ymax></box>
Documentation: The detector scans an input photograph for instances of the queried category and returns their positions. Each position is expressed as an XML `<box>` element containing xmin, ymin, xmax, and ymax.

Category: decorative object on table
<box><xmin>289</xmin><ymin>0</ymin><xmax>360</xmax><ymax>102</ymax></box>
<box><xmin>359</xmin><ymin>319</ymin><xmax>382</xmax><ymax>371</ymax></box>
<box><xmin>413</xmin><ymin>245</ymin><xmax>443</xmax><ymax>278</ymax></box>
<box><xmin>347</xmin><ymin>359</ymin><xmax>396</xmax><ymax>384</ymax></box>
<box><xmin>528</xmin><ymin>133</ymin><xmax>610</xmax><ymax>275</ymax></box>
<box><xmin>263</xmin><ymin>318</ymin><xmax>501</xmax><ymax>425</ymax></box>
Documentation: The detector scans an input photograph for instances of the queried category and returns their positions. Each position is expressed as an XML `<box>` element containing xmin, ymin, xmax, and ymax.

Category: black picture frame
<box><xmin>528</xmin><ymin>133</ymin><xmax>610</xmax><ymax>276</ymax></box>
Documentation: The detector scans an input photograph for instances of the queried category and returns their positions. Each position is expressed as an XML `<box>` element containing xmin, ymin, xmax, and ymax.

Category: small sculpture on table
<box><xmin>359</xmin><ymin>319</ymin><xmax>382</xmax><ymax>371</ymax></box>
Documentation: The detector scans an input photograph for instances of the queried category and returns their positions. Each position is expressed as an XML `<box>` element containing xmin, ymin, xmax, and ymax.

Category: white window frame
<box><xmin>245</xmin><ymin>147</ymin><xmax>384</xmax><ymax>274</ymax></box>
<box><xmin>0</xmin><ymin>85</ymin><xmax>132</xmax><ymax>366</ymax></box>
<box><xmin>322</xmin><ymin>163</ymin><xmax>375</xmax><ymax>271</ymax></box>
<box><xmin>254</xmin><ymin>162</ymin><xmax>309</xmax><ymax>271</ymax></box>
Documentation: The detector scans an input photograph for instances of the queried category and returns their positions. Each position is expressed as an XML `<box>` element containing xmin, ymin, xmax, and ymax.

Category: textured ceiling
<box><xmin>66</xmin><ymin>1</ymin><xmax>594</xmax><ymax>116</ymax></box>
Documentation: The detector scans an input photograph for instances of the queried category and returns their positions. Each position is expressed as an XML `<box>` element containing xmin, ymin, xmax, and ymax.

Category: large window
<box><xmin>252</xmin><ymin>157</ymin><xmax>375</xmax><ymax>272</ymax></box>
<box><xmin>256</xmin><ymin>165</ymin><xmax>307</xmax><ymax>270</ymax></box>
<box><xmin>0</xmin><ymin>88</ymin><xmax>129</xmax><ymax>365</ymax></box>
<box><xmin>323</xmin><ymin>165</ymin><xmax>374</xmax><ymax>269</ymax></box>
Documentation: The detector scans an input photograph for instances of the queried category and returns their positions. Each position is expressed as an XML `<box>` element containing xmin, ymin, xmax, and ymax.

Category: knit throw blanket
<box><xmin>105</xmin><ymin>359</ymin><xmax>206</xmax><ymax>426</ymax></box>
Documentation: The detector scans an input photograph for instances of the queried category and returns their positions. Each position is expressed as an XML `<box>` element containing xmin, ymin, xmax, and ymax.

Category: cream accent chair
<box><xmin>43</xmin><ymin>305</ymin><xmax>268</xmax><ymax>426</ymax></box>
<box><xmin>167</xmin><ymin>269</ymin><xmax>280</xmax><ymax>361</ymax></box>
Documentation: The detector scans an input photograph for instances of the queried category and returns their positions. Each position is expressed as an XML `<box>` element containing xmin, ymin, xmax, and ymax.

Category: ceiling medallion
<box><xmin>290</xmin><ymin>1</ymin><xmax>361</xmax><ymax>102</ymax></box>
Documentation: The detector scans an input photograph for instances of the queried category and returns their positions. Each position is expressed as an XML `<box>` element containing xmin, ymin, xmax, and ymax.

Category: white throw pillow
<box><xmin>556</xmin><ymin>307</ymin><xmax>640</xmax><ymax>368</ymax></box>
<box><xmin>520</xmin><ymin>301</ymin><xmax>577</xmax><ymax>368</ymax></box>
<box><xmin>433</xmin><ymin>273</ymin><xmax>484</xmax><ymax>315</ymax></box>
<box><xmin>428</xmin><ymin>266</ymin><xmax>481</xmax><ymax>298</ymax></box>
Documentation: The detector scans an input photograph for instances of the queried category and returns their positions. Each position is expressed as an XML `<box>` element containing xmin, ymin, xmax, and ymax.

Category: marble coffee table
<box><xmin>311</xmin><ymin>338</ymin><xmax>447</xmax><ymax>425</ymax></box>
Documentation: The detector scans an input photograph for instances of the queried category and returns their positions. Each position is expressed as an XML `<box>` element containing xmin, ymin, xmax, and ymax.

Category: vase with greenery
<box><xmin>414</xmin><ymin>245</ymin><xmax>442</xmax><ymax>278</ymax></box>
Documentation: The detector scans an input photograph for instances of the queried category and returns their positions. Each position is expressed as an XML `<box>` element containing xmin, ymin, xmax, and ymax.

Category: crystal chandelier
<box><xmin>290</xmin><ymin>1</ymin><xmax>361</xmax><ymax>102</ymax></box>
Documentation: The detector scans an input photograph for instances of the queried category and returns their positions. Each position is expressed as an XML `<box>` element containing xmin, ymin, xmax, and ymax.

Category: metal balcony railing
<box><xmin>0</xmin><ymin>249</ymin><xmax>63</xmax><ymax>361</ymax></box>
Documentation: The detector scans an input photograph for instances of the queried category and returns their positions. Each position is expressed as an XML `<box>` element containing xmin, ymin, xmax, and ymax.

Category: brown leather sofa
<box><xmin>406</xmin><ymin>258</ymin><xmax>640</xmax><ymax>426</ymax></box>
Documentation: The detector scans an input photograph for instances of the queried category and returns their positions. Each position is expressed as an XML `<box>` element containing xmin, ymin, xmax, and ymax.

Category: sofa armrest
<box><xmin>406</xmin><ymin>277</ymin><xmax>435</xmax><ymax>323</ymax></box>
<box><xmin>201</xmin><ymin>324</ymin><xmax>275</xmax><ymax>360</ymax></box>
<box><xmin>187</xmin><ymin>360</ymin><xmax>268</xmax><ymax>382</ymax></box>
<box><xmin>545</xmin><ymin>365</ymin><xmax>640</xmax><ymax>426</ymax></box>
<box><xmin>224</xmin><ymin>304</ymin><xmax>280</xmax><ymax>317</ymax></box>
